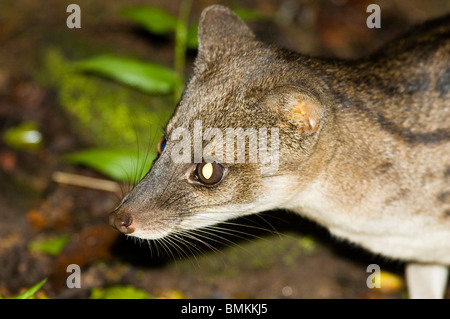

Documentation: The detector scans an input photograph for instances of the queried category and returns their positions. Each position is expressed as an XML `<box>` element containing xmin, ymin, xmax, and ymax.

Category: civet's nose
<box><xmin>109</xmin><ymin>211</ymin><xmax>135</xmax><ymax>234</ymax></box>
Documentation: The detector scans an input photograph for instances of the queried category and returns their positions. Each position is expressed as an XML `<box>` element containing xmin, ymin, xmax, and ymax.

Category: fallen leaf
<box><xmin>26</xmin><ymin>209</ymin><xmax>48</xmax><ymax>230</ymax></box>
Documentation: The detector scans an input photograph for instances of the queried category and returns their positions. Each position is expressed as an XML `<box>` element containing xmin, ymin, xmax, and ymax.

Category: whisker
<box><xmin>176</xmin><ymin>231</ymin><xmax>228</xmax><ymax>266</ymax></box>
<box><xmin>159</xmin><ymin>193</ymin><xmax>187</xmax><ymax>211</ymax></box>
<box><xmin>168</xmin><ymin>233</ymin><xmax>200</xmax><ymax>261</ymax></box>
<box><xmin>173</xmin><ymin>233</ymin><xmax>211</xmax><ymax>267</ymax></box>
<box><xmin>187</xmin><ymin>227</ymin><xmax>253</xmax><ymax>256</ymax></box>
<box><xmin>168</xmin><ymin>233</ymin><xmax>198</xmax><ymax>257</ymax></box>
<box><xmin>174</xmin><ymin>230</ymin><xmax>224</xmax><ymax>257</ymax></box>
<box><xmin>197</xmin><ymin>225</ymin><xmax>261</xmax><ymax>243</ymax></box>
<box><xmin>145</xmin><ymin>239</ymin><xmax>155</xmax><ymax>258</ymax></box>
<box><xmin>156</xmin><ymin>236</ymin><xmax>178</xmax><ymax>264</ymax></box>
<box><xmin>214</xmin><ymin>219</ymin><xmax>279</xmax><ymax>236</ymax></box>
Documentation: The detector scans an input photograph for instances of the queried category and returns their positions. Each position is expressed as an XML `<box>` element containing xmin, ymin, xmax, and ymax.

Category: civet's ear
<box><xmin>267</xmin><ymin>86</ymin><xmax>324</xmax><ymax>134</ymax></box>
<box><xmin>197</xmin><ymin>5</ymin><xmax>255</xmax><ymax>61</ymax></box>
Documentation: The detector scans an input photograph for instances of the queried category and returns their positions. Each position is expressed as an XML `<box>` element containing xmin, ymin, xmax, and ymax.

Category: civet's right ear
<box><xmin>197</xmin><ymin>5</ymin><xmax>255</xmax><ymax>62</ymax></box>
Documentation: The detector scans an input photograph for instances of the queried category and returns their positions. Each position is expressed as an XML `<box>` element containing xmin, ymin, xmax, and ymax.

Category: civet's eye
<box><xmin>195</xmin><ymin>161</ymin><xmax>224</xmax><ymax>185</ymax></box>
<box><xmin>157</xmin><ymin>137</ymin><xmax>167</xmax><ymax>154</ymax></box>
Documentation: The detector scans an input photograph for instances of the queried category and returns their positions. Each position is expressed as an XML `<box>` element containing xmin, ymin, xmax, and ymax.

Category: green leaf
<box><xmin>76</xmin><ymin>55</ymin><xmax>178</xmax><ymax>94</ymax></box>
<box><xmin>91</xmin><ymin>285</ymin><xmax>151</xmax><ymax>299</ymax></box>
<box><xmin>16</xmin><ymin>279</ymin><xmax>47</xmax><ymax>299</ymax></box>
<box><xmin>186</xmin><ymin>22</ymin><xmax>199</xmax><ymax>49</ymax></box>
<box><xmin>65</xmin><ymin>148</ymin><xmax>156</xmax><ymax>183</ymax></box>
<box><xmin>121</xmin><ymin>6</ymin><xmax>177</xmax><ymax>35</ymax></box>
<box><xmin>234</xmin><ymin>8</ymin><xmax>265</xmax><ymax>21</ymax></box>
<box><xmin>3</xmin><ymin>121</ymin><xmax>43</xmax><ymax>152</ymax></box>
<box><xmin>29</xmin><ymin>235</ymin><xmax>70</xmax><ymax>256</ymax></box>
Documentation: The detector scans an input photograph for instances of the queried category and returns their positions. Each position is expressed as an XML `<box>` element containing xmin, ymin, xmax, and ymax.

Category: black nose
<box><xmin>109</xmin><ymin>211</ymin><xmax>135</xmax><ymax>234</ymax></box>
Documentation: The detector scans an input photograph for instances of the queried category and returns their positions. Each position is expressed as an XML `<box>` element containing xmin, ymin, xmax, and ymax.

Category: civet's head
<box><xmin>109</xmin><ymin>5</ymin><xmax>331</xmax><ymax>240</ymax></box>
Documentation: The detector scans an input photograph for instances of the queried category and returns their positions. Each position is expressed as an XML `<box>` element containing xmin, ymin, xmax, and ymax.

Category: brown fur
<box><xmin>111</xmin><ymin>6</ymin><xmax>450</xmax><ymax>269</ymax></box>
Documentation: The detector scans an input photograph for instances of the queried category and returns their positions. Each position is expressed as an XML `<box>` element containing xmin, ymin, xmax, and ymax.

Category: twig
<box><xmin>52</xmin><ymin>171</ymin><xmax>121</xmax><ymax>193</ymax></box>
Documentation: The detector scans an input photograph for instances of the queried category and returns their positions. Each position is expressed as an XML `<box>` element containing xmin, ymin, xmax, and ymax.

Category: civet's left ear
<box><xmin>265</xmin><ymin>86</ymin><xmax>324</xmax><ymax>135</ymax></box>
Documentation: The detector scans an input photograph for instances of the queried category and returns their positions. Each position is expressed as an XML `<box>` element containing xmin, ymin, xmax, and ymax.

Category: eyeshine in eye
<box><xmin>195</xmin><ymin>161</ymin><xmax>224</xmax><ymax>185</ymax></box>
<box><xmin>157</xmin><ymin>137</ymin><xmax>167</xmax><ymax>154</ymax></box>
